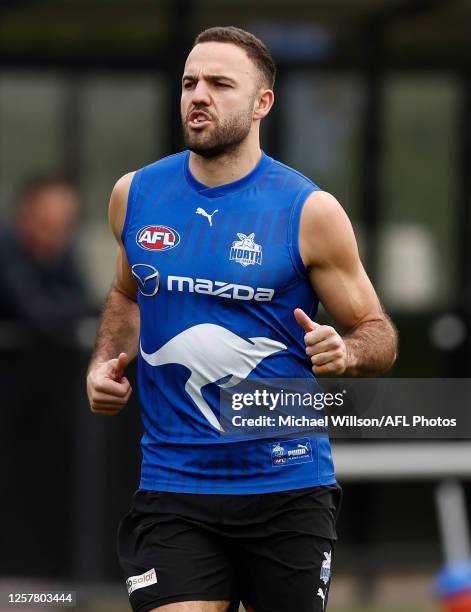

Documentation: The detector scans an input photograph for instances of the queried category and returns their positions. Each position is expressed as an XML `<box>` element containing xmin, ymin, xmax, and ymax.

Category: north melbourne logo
<box><xmin>229</xmin><ymin>233</ymin><xmax>262</xmax><ymax>267</ymax></box>
<box><xmin>320</xmin><ymin>551</ymin><xmax>331</xmax><ymax>585</ymax></box>
<box><xmin>140</xmin><ymin>324</ymin><xmax>286</xmax><ymax>431</ymax></box>
<box><xmin>271</xmin><ymin>442</ymin><xmax>286</xmax><ymax>465</ymax></box>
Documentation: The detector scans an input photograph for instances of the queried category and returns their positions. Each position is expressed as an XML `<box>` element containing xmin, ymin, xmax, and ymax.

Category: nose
<box><xmin>191</xmin><ymin>79</ymin><xmax>211</xmax><ymax>106</ymax></box>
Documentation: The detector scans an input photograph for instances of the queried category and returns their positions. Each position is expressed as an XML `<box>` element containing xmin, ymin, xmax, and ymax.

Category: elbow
<box><xmin>382</xmin><ymin>319</ymin><xmax>399</xmax><ymax>373</ymax></box>
<box><xmin>112</xmin><ymin>283</ymin><xmax>138</xmax><ymax>303</ymax></box>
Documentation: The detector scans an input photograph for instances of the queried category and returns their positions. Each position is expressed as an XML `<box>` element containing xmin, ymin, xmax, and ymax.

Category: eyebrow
<box><xmin>182</xmin><ymin>74</ymin><xmax>237</xmax><ymax>85</ymax></box>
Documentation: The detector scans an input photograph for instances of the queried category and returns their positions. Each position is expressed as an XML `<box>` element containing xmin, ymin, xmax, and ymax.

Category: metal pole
<box><xmin>62</xmin><ymin>74</ymin><xmax>81</xmax><ymax>182</ymax></box>
<box><xmin>435</xmin><ymin>479</ymin><xmax>471</xmax><ymax>563</ymax></box>
<box><xmin>453</xmin><ymin>74</ymin><xmax>471</xmax><ymax>376</ymax></box>
<box><xmin>359</xmin><ymin>26</ymin><xmax>384</xmax><ymax>283</ymax></box>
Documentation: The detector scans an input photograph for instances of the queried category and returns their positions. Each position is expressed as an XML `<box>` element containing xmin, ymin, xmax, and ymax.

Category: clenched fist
<box><xmin>294</xmin><ymin>308</ymin><xmax>347</xmax><ymax>376</ymax></box>
<box><xmin>87</xmin><ymin>352</ymin><xmax>132</xmax><ymax>415</ymax></box>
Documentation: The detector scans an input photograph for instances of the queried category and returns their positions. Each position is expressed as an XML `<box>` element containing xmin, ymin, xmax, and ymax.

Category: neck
<box><xmin>188</xmin><ymin>138</ymin><xmax>262</xmax><ymax>188</ymax></box>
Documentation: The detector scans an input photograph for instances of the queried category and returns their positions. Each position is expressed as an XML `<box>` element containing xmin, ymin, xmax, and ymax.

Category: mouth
<box><xmin>188</xmin><ymin>110</ymin><xmax>211</xmax><ymax>129</ymax></box>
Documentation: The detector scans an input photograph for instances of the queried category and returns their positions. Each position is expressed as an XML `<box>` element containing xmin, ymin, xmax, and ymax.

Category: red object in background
<box><xmin>443</xmin><ymin>591</ymin><xmax>471</xmax><ymax>611</ymax></box>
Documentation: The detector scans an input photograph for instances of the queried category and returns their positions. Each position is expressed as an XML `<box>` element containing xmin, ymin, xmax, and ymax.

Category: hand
<box><xmin>294</xmin><ymin>308</ymin><xmax>347</xmax><ymax>376</ymax></box>
<box><xmin>87</xmin><ymin>352</ymin><xmax>132</xmax><ymax>415</ymax></box>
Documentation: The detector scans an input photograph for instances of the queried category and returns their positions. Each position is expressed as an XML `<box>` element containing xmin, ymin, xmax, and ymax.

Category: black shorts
<box><xmin>117</xmin><ymin>484</ymin><xmax>342</xmax><ymax>612</ymax></box>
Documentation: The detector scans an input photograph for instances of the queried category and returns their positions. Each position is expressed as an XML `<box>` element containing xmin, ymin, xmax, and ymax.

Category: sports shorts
<box><xmin>117</xmin><ymin>484</ymin><xmax>342</xmax><ymax>612</ymax></box>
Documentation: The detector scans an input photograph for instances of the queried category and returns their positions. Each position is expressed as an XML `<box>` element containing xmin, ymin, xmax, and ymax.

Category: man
<box><xmin>0</xmin><ymin>176</ymin><xmax>91</xmax><ymax>342</ymax></box>
<box><xmin>87</xmin><ymin>26</ymin><xmax>397</xmax><ymax>612</ymax></box>
<box><xmin>0</xmin><ymin>177</ymin><xmax>91</xmax><ymax>575</ymax></box>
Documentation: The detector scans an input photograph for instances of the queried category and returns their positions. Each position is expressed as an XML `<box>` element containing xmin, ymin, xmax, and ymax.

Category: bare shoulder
<box><xmin>108</xmin><ymin>172</ymin><xmax>136</xmax><ymax>243</ymax></box>
<box><xmin>299</xmin><ymin>190</ymin><xmax>359</xmax><ymax>268</ymax></box>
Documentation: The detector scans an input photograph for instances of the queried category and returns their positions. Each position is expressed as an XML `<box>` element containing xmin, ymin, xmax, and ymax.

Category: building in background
<box><xmin>0</xmin><ymin>1</ymin><xmax>470</xmax><ymax>610</ymax></box>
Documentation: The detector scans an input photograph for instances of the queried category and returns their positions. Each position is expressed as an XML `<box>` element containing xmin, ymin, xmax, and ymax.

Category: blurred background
<box><xmin>1</xmin><ymin>0</ymin><xmax>471</xmax><ymax>610</ymax></box>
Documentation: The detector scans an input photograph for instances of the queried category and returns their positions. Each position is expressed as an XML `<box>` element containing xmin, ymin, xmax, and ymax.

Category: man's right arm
<box><xmin>86</xmin><ymin>172</ymin><xmax>139</xmax><ymax>415</ymax></box>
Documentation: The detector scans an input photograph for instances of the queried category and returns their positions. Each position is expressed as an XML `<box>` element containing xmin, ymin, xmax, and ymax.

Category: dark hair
<box><xmin>16</xmin><ymin>175</ymin><xmax>75</xmax><ymax>206</ymax></box>
<box><xmin>194</xmin><ymin>26</ymin><xmax>276</xmax><ymax>89</ymax></box>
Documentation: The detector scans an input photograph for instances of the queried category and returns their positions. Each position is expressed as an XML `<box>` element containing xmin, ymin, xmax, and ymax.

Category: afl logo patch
<box><xmin>136</xmin><ymin>225</ymin><xmax>180</xmax><ymax>252</ymax></box>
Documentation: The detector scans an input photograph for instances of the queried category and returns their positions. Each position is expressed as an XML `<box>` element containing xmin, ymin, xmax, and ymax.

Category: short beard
<box><xmin>182</xmin><ymin>107</ymin><xmax>253</xmax><ymax>159</ymax></box>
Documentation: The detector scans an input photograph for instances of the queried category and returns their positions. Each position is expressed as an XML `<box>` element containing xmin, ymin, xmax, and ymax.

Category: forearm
<box><xmin>343</xmin><ymin>316</ymin><xmax>397</xmax><ymax>377</ymax></box>
<box><xmin>88</xmin><ymin>285</ymin><xmax>140</xmax><ymax>370</ymax></box>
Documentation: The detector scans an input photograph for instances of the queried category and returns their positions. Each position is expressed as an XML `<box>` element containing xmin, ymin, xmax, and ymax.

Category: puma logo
<box><xmin>196</xmin><ymin>207</ymin><xmax>219</xmax><ymax>226</ymax></box>
<box><xmin>140</xmin><ymin>323</ymin><xmax>287</xmax><ymax>431</ymax></box>
<box><xmin>317</xmin><ymin>588</ymin><xmax>326</xmax><ymax>610</ymax></box>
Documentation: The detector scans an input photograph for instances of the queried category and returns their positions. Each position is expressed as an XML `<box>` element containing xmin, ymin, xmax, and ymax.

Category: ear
<box><xmin>253</xmin><ymin>88</ymin><xmax>274</xmax><ymax>121</ymax></box>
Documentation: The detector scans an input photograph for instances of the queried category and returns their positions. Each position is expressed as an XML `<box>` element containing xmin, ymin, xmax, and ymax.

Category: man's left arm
<box><xmin>296</xmin><ymin>190</ymin><xmax>398</xmax><ymax>377</ymax></box>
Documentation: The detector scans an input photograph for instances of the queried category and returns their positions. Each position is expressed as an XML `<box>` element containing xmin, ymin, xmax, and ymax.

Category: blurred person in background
<box><xmin>0</xmin><ymin>176</ymin><xmax>93</xmax><ymax>576</ymax></box>
<box><xmin>0</xmin><ymin>176</ymin><xmax>92</xmax><ymax>344</ymax></box>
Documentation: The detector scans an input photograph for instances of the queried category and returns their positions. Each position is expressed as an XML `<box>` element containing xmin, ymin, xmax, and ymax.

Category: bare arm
<box><xmin>297</xmin><ymin>190</ymin><xmax>397</xmax><ymax>377</ymax></box>
<box><xmin>89</xmin><ymin>282</ymin><xmax>139</xmax><ymax>366</ymax></box>
<box><xmin>87</xmin><ymin>172</ymin><xmax>140</xmax><ymax>414</ymax></box>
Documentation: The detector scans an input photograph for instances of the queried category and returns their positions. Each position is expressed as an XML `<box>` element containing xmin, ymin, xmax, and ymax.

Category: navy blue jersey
<box><xmin>122</xmin><ymin>150</ymin><xmax>336</xmax><ymax>493</ymax></box>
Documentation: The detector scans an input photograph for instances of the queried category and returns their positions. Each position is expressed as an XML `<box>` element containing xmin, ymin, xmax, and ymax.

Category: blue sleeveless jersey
<box><xmin>122</xmin><ymin>150</ymin><xmax>336</xmax><ymax>493</ymax></box>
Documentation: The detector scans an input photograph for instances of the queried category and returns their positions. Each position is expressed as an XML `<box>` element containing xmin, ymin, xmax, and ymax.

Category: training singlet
<box><xmin>121</xmin><ymin>150</ymin><xmax>336</xmax><ymax>493</ymax></box>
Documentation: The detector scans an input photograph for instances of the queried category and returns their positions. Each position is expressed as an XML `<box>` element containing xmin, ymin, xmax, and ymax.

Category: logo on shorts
<box><xmin>320</xmin><ymin>551</ymin><xmax>331</xmax><ymax>585</ymax></box>
<box><xmin>137</xmin><ymin>225</ymin><xmax>180</xmax><ymax>251</ymax></box>
<box><xmin>126</xmin><ymin>568</ymin><xmax>157</xmax><ymax>595</ymax></box>
<box><xmin>317</xmin><ymin>587</ymin><xmax>326</xmax><ymax>610</ymax></box>
<box><xmin>229</xmin><ymin>232</ymin><xmax>262</xmax><ymax>266</ymax></box>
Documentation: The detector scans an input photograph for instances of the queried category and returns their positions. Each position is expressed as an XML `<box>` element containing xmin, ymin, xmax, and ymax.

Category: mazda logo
<box><xmin>131</xmin><ymin>264</ymin><xmax>160</xmax><ymax>297</ymax></box>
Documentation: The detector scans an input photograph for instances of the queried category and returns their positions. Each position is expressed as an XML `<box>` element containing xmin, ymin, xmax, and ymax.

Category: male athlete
<box><xmin>87</xmin><ymin>26</ymin><xmax>397</xmax><ymax>612</ymax></box>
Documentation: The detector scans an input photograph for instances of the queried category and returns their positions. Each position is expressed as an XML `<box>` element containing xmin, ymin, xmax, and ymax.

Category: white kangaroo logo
<box><xmin>196</xmin><ymin>207</ymin><xmax>219</xmax><ymax>227</ymax></box>
<box><xmin>140</xmin><ymin>323</ymin><xmax>287</xmax><ymax>431</ymax></box>
<box><xmin>234</xmin><ymin>232</ymin><xmax>259</xmax><ymax>250</ymax></box>
<box><xmin>317</xmin><ymin>588</ymin><xmax>326</xmax><ymax>610</ymax></box>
